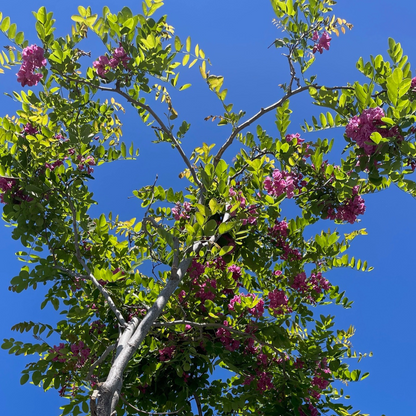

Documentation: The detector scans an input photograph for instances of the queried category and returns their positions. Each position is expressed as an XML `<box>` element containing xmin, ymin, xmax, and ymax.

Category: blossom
<box><xmin>16</xmin><ymin>45</ymin><xmax>47</xmax><ymax>87</ymax></box>
<box><xmin>93</xmin><ymin>55</ymin><xmax>110</xmax><ymax>77</ymax></box>
<box><xmin>22</xmin><ymin>45</ymin><xmax>47</xmax><ymax>67</ymax></box>
<box><xmin>172</xmin><ymin>201</ymin><xmax>192</xmax><ymax>220</ymax></box>
<box><xmin>411</xmin><ymin>77</ymin><xmax>416</xmax><ymax>91</ymax></box>
<box><xmin>264</xmin><ymin>169</ymin><xmax>296</xmax><ymax>199</ymax></box>
<box><xmin>327</xmin><ymin>186</ymin><xmax>366</xmax><ymax>223</ymax></box>
<box><xmin>313</xmin><ymin>31</ymin><xmax>331</xmax><ymax>54</ymax></box>
<box><xmin>49</xmin><ymin>343</ymin><xmax>67</xmax><ymax>362</ymax></box>
<box><xmin>93</xmin><ymin>46</ymin><xmax>131</xmax><ymax>77</ymax></box>
<box><xmin>228</xmin><ymin>264</ymin><xmax>241</xmax><ymax>281</ymax></box>
<box><xmin>291</xmin><ymin>272</ymin><xmax>308</xmax><ymax>293</ymax></box>
<box><xmin>76</xmin><ymin>155</ymin><xmax>96</xmax><ymax>174</ymax></box>
<box><xmin>216</xmin><ymin>321</ymin><xmax>240</xmax><ymax>351</ymax></box>
<box><xmin>159</xmin><ymin>346</ymin><xmax>175</xmax><ymax>361</ymax></box>
<box><xmin>346</xmin><ymin>107</ymin><xmax>403</xmax><ymax>156</ymax></box>
<box><xmin>268</xmin><ymin>289</ymin><xmax>290</xmax><ymax>314</ymax></box>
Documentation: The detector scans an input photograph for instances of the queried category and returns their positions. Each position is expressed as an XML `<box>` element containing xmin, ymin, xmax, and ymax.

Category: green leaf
<box><xmin>179</xmin><ymin>84</ymin><xmax>191</xmax><ymax>91</ymax></box>
<box><xmin>208</xmin><ymin>198</ymin><xmax>221</xmax><ymax>215</ymax></box>
<box><xmin>121</xmin><ymin>142</ymin><xmax>126</xmax><ymax>157</ymax></box>
<box><xmin>185</xmin><ymin>36</ymin><xmax>191</xmax><ymax>52</ymax></box>
<box><xmin>37</xmin><ymin>6</ymin><xmax>47</xmax><ymax>24</ymax></box>
<box><xmin>174</xmin><ymin>36</ymin><xmax>181</xmax><ymax>52</ymax></box>
<box><xmin>286</xmin><ymin>0</ymin><xmax>295</xmax><ymax>16</ymax></box>
<box><xmin>20</xmin><ymin>374</ymin><xmax>29</xmax><ymax>385</ymax></box>
<box><xmin>71</xmin><ymin>15</ymin><xmax>85</xmax><ymax>23</ymax></box>
<box><xmin>15</xmin><ymin>32</ymin><xmax>25</xmax><ymax>45</ymax></box>
<box><xmin>0</xmin><ymin>16</ymin><xmax>10</xmax><ymax>32</ymax></box>
<box><xmin>32</xmin><ymin>371</ymin><xmax>42</xmax><ymax>385</ymax></box>
<box><xmin>218</xmin><ymin>221</ymin><xmax>235</xmax><ymax>235</ymax></box>
<box><xmin>7</xmin><ymin>23</ymin><xmax>17</xmax><ymax>39</ymax></box>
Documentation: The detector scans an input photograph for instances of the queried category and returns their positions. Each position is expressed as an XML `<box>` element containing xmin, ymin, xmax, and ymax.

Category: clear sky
<box><xmin>1</xmin><ymin>1</ymin><xmax>416</xmax><ymax>415</ymax></box>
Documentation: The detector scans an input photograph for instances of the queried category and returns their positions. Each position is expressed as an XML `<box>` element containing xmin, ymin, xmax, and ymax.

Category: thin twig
<box><xmin>66</xmin><ymin>194</ymin><xmax>127</xmax><ymax>327</ymax></box>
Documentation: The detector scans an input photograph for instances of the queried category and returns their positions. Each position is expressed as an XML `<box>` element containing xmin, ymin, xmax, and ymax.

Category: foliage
<box><xmin>0</xmin><ymin>1</ymin><xmax>415</xmax><ymax>415</ymax></box>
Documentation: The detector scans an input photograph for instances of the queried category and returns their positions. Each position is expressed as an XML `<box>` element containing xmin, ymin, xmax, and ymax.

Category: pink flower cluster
<box><xmin>0</xmin><ymin>177</ymin><xmax>31</xmax><ymax>205</ymax></box>
<box><xmin>268</xmin><ymin>219</ymin><xmax>302</xmax><ymax>261</ymax></box>
<box><xmin>228</xmin><ymin>264</ymin><xmax>241</xmax><ymax>282</ymax></box>
<box><xmin>71</xmin><ymin>341</ymin><xmax>90</xmax><ymax>368</ymax></box>
<box><xmin>187</xmin><ymin>258</ymin><xmax>218</xmax><ymax>307</ymax></box>
<box><xmin>17</xmin><ymin>45</ymin><xmax>47</xmax><ymax>87</ymax></box>
<box><xmin>49</xmin><ymin>341</ymin><xmax>90</xmax><ymax>368</ymax></box>
<box><xmin>195</xmin><ymin>278</ymin><xmax>217</xmax><ymax>303</ymax></box>
<box><xmin>268</xmin><ymin>219</ymin><xmax>288</xmax><ymax>238</ymax></box>
<box><xmin>290</xmin><ymin>271</ymin><xmax>331</xmax><ymax>303</ymax></box>
<box><xmin>89</xmin><ymin>320</ymin><xmax>105</xmax><ymax>335</ymax></box>
<box><xmin>345</xmin><ymin>107</ymin><xmax>403</xmax><ymax>155</ymax></box>
<box><xmin>268</xmin><ymin>289</ymin><xmax>291</xmax><ymax>315</ymax></box>
<box><xmin>309</xmin><ymin>358</ymin><xmax>331</xmax><ymax>400</ymax></box>
<box><xmin>216</xmin><ymin>321</ymin><xmax>240</xmax><ymax>352</ymax></box>
<box><xmin>299</xmin><ymin>404</ymin><xmax>319</xmax><ymax>416</ymax></box>
<box><xmin>23</xmin><ymin>123</ymin><xmax>39</xmax><ymax>136</ymax></box>
<box><xmin>76</xmin><ymin>155</ymin><xmax>96</xmax><ymax>174</ymax></box>
<box><xmin>45</xmin><ymin>160</ymin><xmax>64</xmax><ymax>171</ymax></box>
<box><xmin>411</xmin><ymin>77</ymin><xmax>416</xmax><ymax>91</ymax></box>
<box><xmin>228</xmin><ymin>293</ymin><xmax>265</xmax><ymax>318</ymax></box>
<box><xmin>264</xmin><ymin>169</ymin><xmax>296</xmax><ymax>199</ymax></box>
<box><xmin>312</xmin><ymin>31</ymin><xmax>331</xmax><ymax>54</ymax></box>
<box><xmin>49</xmin><ymin>343</ymin><xmax>67</xmax><ymax>363</ymax></box>
<box><xmin>93</xmin><ymin>47</ymin><xmax>130</xmax><ymax>77</ymax></box>
<box><xmin>172</xmin><ymin>201</ymin><xmax>191</xmax><ymax>220</ymax></box>
<box><xmin>326</xmin><ymin>186</ymin><xmax>366</xmax><ymax>224</ymax></box>
<box><xmin>243</xmin><ymin>370</ymin><xmax>274</xmax><ymax>392</ymax></box>
<box><xmin>159</xmin><ymin>346</ymin><xmax>175</xmax><ymax>361</ymax></box>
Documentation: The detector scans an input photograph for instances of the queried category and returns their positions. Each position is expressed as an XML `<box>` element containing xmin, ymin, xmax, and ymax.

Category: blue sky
<box><xmin>1</xmin><ymin>1</ymin><xmax>416</xmax><ymax>415</ymax></box>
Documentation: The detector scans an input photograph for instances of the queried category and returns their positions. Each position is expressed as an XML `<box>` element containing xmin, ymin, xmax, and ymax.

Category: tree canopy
<box><xmin>1</xmin><ymin>1</ymin><xmax>416</xmax><ymax>415</ymax></box>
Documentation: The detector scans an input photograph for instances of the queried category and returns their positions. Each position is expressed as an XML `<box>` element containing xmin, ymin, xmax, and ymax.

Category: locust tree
<box><xmin>1</xmin><ymin>1</ymin><xmax>416</xmax><ymax>416</ymax></box>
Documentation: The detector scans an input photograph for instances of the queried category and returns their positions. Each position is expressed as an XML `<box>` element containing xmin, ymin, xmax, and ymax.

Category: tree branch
<box><xmin>193</xmin><ymin>395</ymin><xmax>203</xmax><ymax>416</ymax></box>
<box><xmin>213</xmin><ymin>84</ymin><xmax>353</xmax><ymax>166</ymax></box>
<box><xmin>61</xmin><ymin>74</ymin><xmax>202</xmax><ymax>188</ymax></box>
<box><xmin>96</xmin><ymin>248</ymin><xmax>197</xmax><ymax>415</ymax></box>
<box><xmin>88</xmin><ymin>344</ymin><xmax>117</xmax><ymax>380</ymax></box>
<box><xmin>66</xmin><ymin>194</ymin><xmax>127</xmax><ymax>327</ymax></box>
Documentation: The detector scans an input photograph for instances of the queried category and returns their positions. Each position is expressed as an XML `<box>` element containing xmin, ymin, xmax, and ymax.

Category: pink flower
<box><xmin>228</xmin><ymin>264</ymin><xmax>241</xmax><ymax>281</ymax></box>
<box><xmin>49</xmin><ymin>343</ymin><xmax>67</xmax><ymax>362</ymax></box>
<box><xmin>268</xmin><ymin>289</ymin><xmax>290</xmax><ymax>315</ymax></box>
<box><xmin>264</xmin><ymin>169</ymin><xmax>296</xmax><ymax>199</ymax></box>
<box><xmin>159</xmin><ymin>346</ymin><xmax>175</xmax><ymax>361</ymax></box>
<box><xmin>345</xmin><ymin>107</ymin><xmax>385</xmax><ymax>154</ymax></box>
<box><xmin>172</xmin><ymin>201</ymin><xmax>192</xmax><ymax>220</ymax></box>
<box><xmin>22</xmin><ymin>45</ymin><xmax>46</xmax><ymax>67</ymax></box>
<box><xmin>313</xmin><ymin>31</ymin><xmax>331</xmax><ymax>54</ymax></box>
<box><xmin>93</xmin><ymin>47</ymin><xmax>130</xmax><ymax>77</ymax></box>
<box><xmin>291</xmin><ymin>272</ymin><xmax>308</xmax><ymax>293</ymax></box>
<box><xmin>93</xmin><ymin>55</ymin><xmax>110</xmax><ymax>77</ymax></box>
<box><xmin>16</xmin><ymin>45</ymin><xmax>46</xmax><ymax>87</ymax></box>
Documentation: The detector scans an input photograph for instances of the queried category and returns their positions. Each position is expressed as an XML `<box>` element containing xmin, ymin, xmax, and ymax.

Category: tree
<box><xmin>1</xmin><ymin>1</ymin><xmax>416</xmax><ymax>415</ymax></box>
